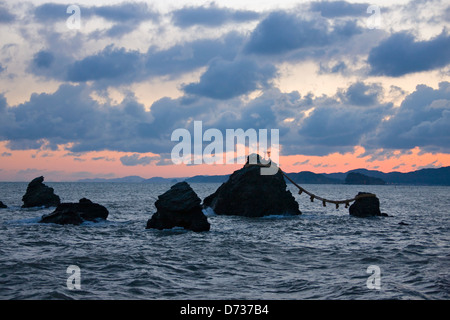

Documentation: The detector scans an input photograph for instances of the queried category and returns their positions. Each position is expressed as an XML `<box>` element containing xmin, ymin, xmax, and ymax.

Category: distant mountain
<box><xmin>324</xmin><ymin>166</ymin><xmax>450</xmax><ymax>185</ymax></box>
<box><xmin>185</xmin><ymin>175</ymin><xmax>229</xmax><ymax>183</ymax></box>
<box><xmin>78</xmin><ymin>176</ymin><xmax>146</xmax><ymax>183</ymax></box>
<box><xmin>285</xmin><ymin>171</ymin><xmax>342</xmax><ymax>184</ymax></box>
<box><xmin>380</xmin><ymin>166</ymin><xmax>450</xmax><ymax>185</ymax></box>
<box><xmin>344</xmin><ymin>172</ymin><xmax>386</xmax><ymax>185</ymax></box>
<box><xmin>76</xmin><ymin>166</ymin><xmax>450</xmax><ymax>186</ymax></box>
<box><xmin>144</xmin><ymin>177</ymin><xmax>181</xmax><ymax>184</ymax></box>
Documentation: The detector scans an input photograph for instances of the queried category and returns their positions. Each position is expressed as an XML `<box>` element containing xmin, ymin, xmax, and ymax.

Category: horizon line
<box><xmin>1</xmin><ymin>165</ymin><xmax>448</xmax><ymax>183</ymax></box>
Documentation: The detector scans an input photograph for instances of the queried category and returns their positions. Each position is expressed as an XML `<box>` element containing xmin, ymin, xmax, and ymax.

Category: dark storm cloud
<box><xmin>34</xmin><ymin>2</ymin><xmax>157</xmax><ymax>23</ymax></box>
<box><xmin>145</xmin><ymin>32</ymin><xmax>244</xmax><ymax>78</ymax></box>
<box><xmin>368</xmin><ymin>31</ymin><xmax>450</xmax><ymax>76</ymax></box>
<box><xmin>5</xmin><ymin>2</ymin><xmax>450</xmax><ymax>160</ymax></box>
<box><xmin>0</xmin><ymin>84</ymin><xmax>162</xmax><ymax>154</ymax></box>
<box><xmin>33</xmin><ymin>3</ymin><xmax>69</xmax><ymax>21</ymax></box>
<box><xmin>0</xmin><ymin>4</ymin><xmax>15</xmax><ymax>23</ymax></box>
<box><xmin>171</xmin><ymin>3</ymin><xmax>260</xmax><ymax>27</ymax></box>
<box><xmin>120</xmin><ymin>154</ymin><xmax>159</xmax><ymax>166</ymax></box>
<box><xmin>33</xmin><ymin>2</ymin><xmax>158</xmax><ymax>38</ymax></box>
<box><xmin>91</xmin><ymin>2</ymin><xmax>158</xmax><ymax>23</ymax></box>
<box><xmin>89</xmin><ymin>2</ymin><xmax>159</xmax><ymax>37</ymax></box>
<box><xmin>1</xmin><ymin>80</ymin><xmax>449</xmax><ymax>157</ymax></box>
<box><xmin>366</xmin><ymin>81</ymin><xmax>450</xmax><ymax>153</ymax></box>
<box><xmin>102</xmin><ymin>24</ymin><xmax>137</xmax><ymax>38</ymax></box>
<box><xmin>27</xmin><ymin>3</ymin><xmax>370</xmax><ymax>89</ymax></box>
<box><xmin>182</xmin><ymin>58</ymin><xmax>277</xmax><ymax>100</ymax></box>
<box><xmin>341</xmin><ymin>81</ymin><xmax>383</xmax><ymax>106</ymax></box>
<box><xmin>310</xmin><ymin>1</ymin><xmax>369</xmax><ymax>18</ymax></box>
<box><xmin>32</xmin><ymin>31</ymin><xmax>245</xmax><ymax>86</ymax></box>
<box><xmin>245</xmin><ymin>11</ymin><xmax>362</xmax><ymax>55</ymax></box>
<box><xmin>66</xmin><ymin>46</ymin><xmax>143</xmax><ymax>83</ymax></box>
<box><xmin>28</xmin><ymin>49</ymin><xmax>74</xmax><ymax>81</ymax></box>
<box><xmin>32</xmin><ymin>50</ymin><xmax>55</xmax><ymax>68</ymax></box>
<box><xmin>292</xmin><ymin>97</ymin><xmax>391</xmax><ymax>156</ymax></box>
<box><xmin>245</xmin><ymin>12</ymin><xmax>329</xmax><ymax>55</ymax></box>
<box><xmin>0</xmin><ymin>84</ymin><xmax>297</xmax><ymax>155</ymax></box>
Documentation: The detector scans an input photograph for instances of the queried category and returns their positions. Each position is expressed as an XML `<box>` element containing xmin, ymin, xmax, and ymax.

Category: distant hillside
<box><xmin>78</xmin><ymin>176</ymin><xmax>146</xmax><ymax>183</ymax></box>
<box><xmin>381</xmin><ymin>166</ymin><xmax>450</xmax><ymax>185</ymax></box>
<box><xmin>144</xmin><ymin>177</ymin><xmax>181</xmax><ymax>184</ymax></box>
<box><xmin>325</xmin><ymin>166</ymin><xmax>450</xmax><ymax>185</ymax></box>
<box><xmin>345</xmin><ymin>172</ymin><xmax>386</xmax><ymax>185</ymax></box>
<box><xmin>76</xmin><ymin>166</ymin><xmax>450</xmax><ymax>186</ymax></box>
<box><xmin>185</xmin><ymin>175</ymin><xmax>229</xmax><ymax>183</ymax></box>
<box><xmin>285</xmin><ymin>171</ymin><xmax>342</xmax><ymax>184</ymax></box>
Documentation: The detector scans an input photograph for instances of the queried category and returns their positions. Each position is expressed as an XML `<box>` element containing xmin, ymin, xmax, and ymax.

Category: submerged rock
<box><xmin>146</xmin><ymin>182</ymin><xmax>210</xmax><ymax>232</ymax></box>
<box><xmin>203</xmin><ymin>155</ymin><xmax>301</xmax><ymax>217</ymax></box>
<box><xmin>22</xmin><ymin>176</ymin><xmax>61</xmax><ymax>208</ymax></box>
<box><xmin>0</xmin><ymin>201</ymin><xmax>7</xmax><ymax>209</ymax></box>
<box><xmin>349</xmin><ymin>192</ymin><xmax>388</xmax><ymax>217</ymax></box>
<box><xmin>39</xmin><ymin>198</ymin><xmax>109</xmax><ymax>225</ymax></box>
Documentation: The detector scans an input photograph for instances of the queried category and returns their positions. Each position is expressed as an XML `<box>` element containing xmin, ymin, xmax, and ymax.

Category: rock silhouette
<box><xmin>146</xmin><ymin>182</ymin><xmax>210</xmax><ymax>232</ymax></box>
<box><xmin>22</xmin><ymin>176</ymin><xmax>61</xmax><ymax>208</ymax></box>
<box><xmin>203</xmin><ymin>155</ymin><xmax>301</xmax><ymax>217</ymax></box>
<box><xmin>0</xmin><ymin>201</ymin><xmax>7</xmax><ymax>209</ymax></box>
<box><xmin>349</xmin><ymin>192</ymin><xmax>388</xmax><ymax>217</ymax></box>
<box><xmin>39</xmin><ymin>198</ymin><xmax>109</xmax><ymax>225</ymax></box>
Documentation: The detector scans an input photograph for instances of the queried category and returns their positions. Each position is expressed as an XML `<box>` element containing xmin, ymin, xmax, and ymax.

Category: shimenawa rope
<box><xmin>279</xmin><ymin>169</ymin><xmax>376</xmax><ymax>209</ymax></box>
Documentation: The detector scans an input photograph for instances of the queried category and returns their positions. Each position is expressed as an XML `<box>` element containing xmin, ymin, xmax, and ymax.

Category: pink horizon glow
<box><xmin>1</xmin><ymin>142</ymin><xmax>448</xmax><ymax>182</ymax></box>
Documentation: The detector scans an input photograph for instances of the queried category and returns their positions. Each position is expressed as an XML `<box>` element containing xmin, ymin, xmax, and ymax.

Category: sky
<box><xmin>0</xmin><ymin>0</ymin><xmax>449</xmax><ymax>181</ymax></box>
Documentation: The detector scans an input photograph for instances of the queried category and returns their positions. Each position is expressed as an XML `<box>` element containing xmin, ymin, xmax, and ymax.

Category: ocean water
<box><xmin>0</xmin><ymin>182</ymin><xmax>448</xmax><ymax>300</ymax></box>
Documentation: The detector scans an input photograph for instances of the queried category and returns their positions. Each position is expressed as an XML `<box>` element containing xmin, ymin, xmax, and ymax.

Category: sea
<box><xmin>0</xmin><ymin>182</ymin><xmax>448</xmax><ymax>300</ymax></box>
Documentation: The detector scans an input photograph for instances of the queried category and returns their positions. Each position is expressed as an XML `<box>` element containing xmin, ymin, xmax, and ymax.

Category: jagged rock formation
<box><xmin>146</xmin><ymin>182</ymin><xmax>210</xmax><ymax>232</ymax></box>
<box><xmin>22</xmin><ymin>176</ymin><xmax>61</xmax><ymax>208</ymax></box>
<box><xmin>203</xmin><ymin>155</ymin><xmax>301</xmax><ymax>217</ymax></box>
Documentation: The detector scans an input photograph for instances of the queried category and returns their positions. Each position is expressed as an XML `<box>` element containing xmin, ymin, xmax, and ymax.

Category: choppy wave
<box><xmin>0</xmin><ymin>182</ymin><xmax>449</xmax><ymax>300</ymax></box>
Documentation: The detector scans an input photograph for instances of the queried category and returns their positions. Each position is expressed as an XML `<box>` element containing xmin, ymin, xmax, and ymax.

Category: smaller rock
<box><xmin>398</xmin><ymin>221</ymin><xmax>409</xmax><ymax>226</ymax></box>
<box><xmin>39</xmin><ymin>198</ymin><xmax>109</xmax><ymax>225</ymax></box>
<box><xmin>0</xmin><ymin>201</ymin><xmax>7</xmax><ymax>209</ymax></box>
<box><xmin>22</xmin><ymin>176</ymin><xmax>61</xmax><ymax>208</ymax></box>
<box><xmin>146</xmin><ymin>182</ymin><xmax>210</xmax><ymax>232</ymax></box>
<box><xmin>349</xmin><ymin>192</ymin><xmax>386</xmax><ymax>217</ymax></box>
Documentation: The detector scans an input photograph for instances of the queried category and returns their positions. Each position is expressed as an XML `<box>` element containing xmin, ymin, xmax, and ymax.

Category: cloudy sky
<box><xmin>0</xmin><ymin>0</ymin><xmax>449</xmax><ymax>181</ymax></box>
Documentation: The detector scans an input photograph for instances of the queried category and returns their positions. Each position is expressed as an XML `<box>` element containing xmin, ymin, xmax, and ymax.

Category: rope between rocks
<box><xmin>279</xmin><ymin>169</ymin><xmax>376</xmax><ymax>209</ymax></box>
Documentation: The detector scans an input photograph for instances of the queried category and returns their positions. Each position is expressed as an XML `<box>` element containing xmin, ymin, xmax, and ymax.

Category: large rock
<box><xmin>146</xmin><ymin>182</ymin><xmax>210</xmax><ymax>232</ymax></box>
<box><xmin>0</xmin><ymin>201</ymin><xmax>7</xmax><ymax>209</ymax></box>
<box><xmin>203</xmin><ymin>155</ymin><xmax>301</xmax><ymax>217</ymax></box>
<box><xmin>349</xmin><ymin>192</ymin><xmax>388</xmax><ymax>217</ymax></box>
<box><xmin>22</xmin><ymin>176</ymin><xmax>61</xmax><ymax>208</ymax></box>
<box><xmin>39</xmin><ymin>198</ymin><xmax>109</xmax><ymax>225</ymax></box>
